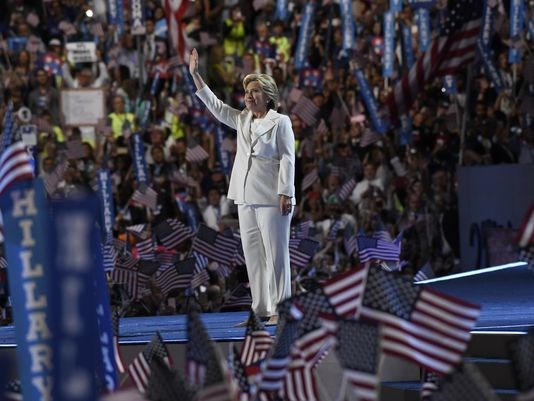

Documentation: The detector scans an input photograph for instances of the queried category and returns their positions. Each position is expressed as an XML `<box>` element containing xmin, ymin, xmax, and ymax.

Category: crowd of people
<box><xmin>0</xmin><ymin>0</ymin><xmax>532</xmax><ymax>324</ymax></box>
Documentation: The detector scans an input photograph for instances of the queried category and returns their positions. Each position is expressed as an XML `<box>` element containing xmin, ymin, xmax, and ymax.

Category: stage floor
<box><xmin>0</xmin><ymin>262</ymin><xmax>531</xmax><ymax>347</ymax></box>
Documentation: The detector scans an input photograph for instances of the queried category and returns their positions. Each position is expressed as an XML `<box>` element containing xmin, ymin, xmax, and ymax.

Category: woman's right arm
<box><xmin>189</xmin><ymin>48</ymin><xmax>240</xmax><ymax>130</ymax></box>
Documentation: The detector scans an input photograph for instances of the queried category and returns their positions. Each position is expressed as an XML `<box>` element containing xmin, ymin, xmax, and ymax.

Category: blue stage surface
<box><xmin>0</xmin><ymin>262</ymin><xmax>532</xmax><ymax>346</ymax></box>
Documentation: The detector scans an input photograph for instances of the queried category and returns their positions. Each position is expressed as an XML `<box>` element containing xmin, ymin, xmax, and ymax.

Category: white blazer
<box><xmin>196</xmin><ymin>86</ymin><xmax>296</xmax><ymax>206</ymax></box>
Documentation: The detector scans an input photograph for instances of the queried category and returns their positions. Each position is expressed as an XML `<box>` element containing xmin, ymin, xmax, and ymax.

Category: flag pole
<box><xmin>459</xmin><ymin>64</ymin><xmax>474</xmax><ymax>166</ymax></box>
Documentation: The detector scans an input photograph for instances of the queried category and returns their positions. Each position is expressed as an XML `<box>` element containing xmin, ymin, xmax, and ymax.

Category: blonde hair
<box><xmin>242</xmin><ymin>74</ymin><xmax>279</xmax><ymax>110</ymax></box>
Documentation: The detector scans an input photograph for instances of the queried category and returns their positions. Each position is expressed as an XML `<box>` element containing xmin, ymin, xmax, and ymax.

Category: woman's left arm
<box><xmin>277</xmin><ymin>115</ymin><xmax>296</xmax><ymax>205</ymax></box>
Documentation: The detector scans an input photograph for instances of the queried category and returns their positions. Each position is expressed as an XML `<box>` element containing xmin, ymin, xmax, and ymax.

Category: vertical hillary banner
<box><xmin>399</xmin><ymin>114</ymin><xmax>413</xmax><ymax>145</ymax></box>
<box><xmin>382</xmin><ymin>11</ymin><xmax>395</xmax><ymax>77</ymax></box>
<box><xmin>0</xmin><ymin>179</ymin><xmax>56</xmax><ymax>401</ymax></box>
<box><xmin>478</xmin><ymin>0</ymin><xmax>494</xmax><ymax>51</ymax></box>
<box><xmin>477</xmin><ymin>1</ymin><xmax>504</xmax><ymax>92</ymax></box>
<box><xmin>91</xmin><ymin>214</ymin><xmax>119</xmax><ymax>391</ymax></box>
<box><xmin>150</xmin><ymin>72</ymin><xmax>160</xmax><ymax>96</ymax></box>
<box><xmin>416</xmin><ymin>8</ymin><xmax>431</xmax><ymax>52</ymax></box>
<box><xmin>214</xmin><ymin>125</ymin><xmax>231</xmax><ymax>176</ymax></box>
<box><xmin>390</xmin><ymin>0</ymin><xmax>402</xmax><ymax>12</ymax></box>
<box><xmin>107</xmin><ymin>0</ymin><xmax>124</xmax><ymax>34</ymax></box>
<box><xmin>478</xmin><ymin>42</ymin><xmax>505</xmax><ymax>92</ymax></box>
<box><xmin>275</xmin><ymin>0</ymin><xmax>288</xmax><ymax>21</ymax></box>
<box><xmin>401</xmin><ymin>24</ymin><xmax>414</xmax><ymax>69</ymax></box>
<box><xmin>131</xmin><ymin>133</ymin><xmax>149</xmax><ymax>185</ymax></box>
<box><xmin>508</xmin><ymin>0</ymin><xmax>524</xmax><ymax>64</ymax></box>
<box><xmin>181</xmin><ymin>65</ymin><xmax>202</xmax><ymax>109</ymax></box>
<box><xmin>353</xmin><ymin>69</ymin><xmax>388</xmax><ymax>134</ymax></box>
<box><xmin>294</xmin><ymin>2</ymin><xmax>316</xmax><ymax>70</ymax></box>
<box><xmin>49</xmin><ymin>198</ymin><xmax>102</xmax><ymax>401</ymax></box>
<box><xmin>130</xmin><ymin>0</ymin><xmax>146</xmax><ymax>35</ymax></box>
<box><xmin>175</xmin><ymin>192</ymin><xmax>200</xmax><ymax>231</ymax></box>
<box><xmin>340</xmin><ymin>0</ymin><xmax>355</xmax><ymax>51</ymax></box>
<box><xmin>97</xmin><ymin>169</ymin><xmax>115</xmax><ymax>241</ymax></box>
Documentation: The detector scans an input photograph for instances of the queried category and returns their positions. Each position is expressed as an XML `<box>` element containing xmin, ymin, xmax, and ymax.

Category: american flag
<box><xmin>420</xmin><ymin>370</ymin><xmax>441</xmax><ymax>400</ymax></box>
<box><xmin>357</xmin><ymin>234</ymin><xmax>401</xmax><ymax>263</ymax></box>
<box><xmin>191</xmin><ymin>224</ymin><xmax>239</xmax><ymax>265</ymax></box>
<box><xmin>385</xmin><ymin>0</ymin><xmax>483</xmax><ymax>121</ymax></box>
<box><xmin>4</xmin><ymin>379</ymin><xmax>22</xmax><ymax>401</ymax></box>
<box><xmin>191</xmin><ymin>268</ymin><xmax>210</xmax><ymax>289</ymax></box>
<box><xmin>147</xmin><ymin>357</ymin><xmax>196</xmax><ymax>401</ymax></box>
<box><xmin>431</xmin><ymin>362</ymin><xmax>501</xmax><ymax>401</ymax></box>
<box><xmin>186</xmin><ymin>145</ymin><xmax>210</xmax><ymax>163</ymax></box>
<box><xmin>111</xmin><ymin>308</ymin><xmax>125</xmax><ymax>374</ymax></box>
<box><xmin>196</xmin><ymin>341</ymin><xmax>234</xmax><ymax>401</ymax></box>
<box><xmin>136</xmin><ymin>237</ymin><xmax>155</xmax><ymax>261</ymax></box>
<box><xmin>291</xmin><ymin>220</ymin><xmax>313</xmax><ymax>239</ymax></box>
<box><xmin>359</xmin><ymin>128</ymin><xmax>382</xmax><ymax>148</ymax></box>
<box><xmin>257</xmin><ymin>320</ymin><xmax>300</xmax><ymax>393</ymax></box>
<box><xmin>186</xmin><ymin>310</ymin><xmax>216</xmax><ymax>388</ymax></box>
<box><xmin>518</xmin><ymin>205</ymin><xmax>534</xmax><ymax>248</ymax></box>
<box><xmin>292</xmin><ymin>96</ymin><xmax>319</xmax><ymax>127</ymax></box>
<box><xmin>131</xmin><ymin>186</ymin><xmax>158</xmax><ymax>210</ymax></box>
<box><xmin>66</xmin><ymin>139</ymin><xmax>85</xmax><ymax>159</ymax></box>
<box><xmin>326</xmin><ymin>219</ymin><xmax>342</xmax><ymax>242</ymax></box>
<box><xmin>337</xmin><ymin>177</ymin><xmax>357</xmax><ymax>202</ymax></box>
<box><xmin>154</xmin><ymin>218</ymin><xmax>194</xmax><ymax>249</ymax></box>
<box><xmin>0</xmin><ymin>141</ymin><xmax>34</xmax><ymax>196</ymax></box>
<box><xmin>126</xmin><ymin>224</ymin><xmax>147</xmax><ymax>237</ymax></box>
<box><xmin>164</xmin><ymin>0</ymin><xmax>189</xmax><ymax>61</ymax></box>
<box><xmin>278</xmin><ymin>290</ymin><xmax>337</xmax><ymax>365</ymax></box>
<box><xmin>335</xmin><ymin>320</ymin><xmax>381</xmax><ymax>401</ymax></box>
<box><xmin>232</xmin><ymin>346</ymin><xmax>252</xmax><ymax>401</ymax></box>
<box><xmin>220</xmin><ymin>283</ymin><xmax>252</xmax><ymax>311</ymax></box>
<box><xmin>102</xmin><ymin>236</ymin><xmax>118</xmax><ymax>271</ymax></box>
<box><xmin>156</xmin><ymin>257</ymin><xmax>196</xmax><ymax>295</ymax></box>
<box><xmin>116</xmin><ymin>250</ymin><xmax>138</xmax><ymax>270</ymax></box>
<box><xmin>155</xmin><ymin>249</ymin><xmax>180</xmax><ymax>268</ymax></box>
<box><xmin>321</xmin><ymin>264</ymin><xmax>367</xmax><ymax>318</ymax></box>
<box><xmin>108</xmin><ymin>268</ymin><xmax>139</xmax><ymax>299</ymax></box>
<box><xmin>42</xmin><ymin>160</ymin><xmax>68</xmax><ymax>196</ymax></box>
<box><xmin>240</xmin><ymin>311</ymin><xmax>274</xmax><ymax>366</ymax></box>
<box><xmin>281</xmin><ymin>356</ymin><xmax>320</xmax><ymax>401</ymax></box>
<box><xmin>413</xmin><ymin>262</ymin><xmax>435</xmax><ymax>283</ymax></box>
<box><xmin>508</xmin><ymin>329</ymin><xmax>534</xmax><ymax>400</ymax></box>
<box><xmin>127</xmin><ymin>332</ymin><xmax>173</xmax><ymax>393</ymax></box>
<box><xmin>1</xmin><ymin>102</ymin><xmax>16</xmax><ymax>152</ymax></box>
<box><xmin>138</xmin><ymin>259</ymin><xmax>160</xmax><ymax>276</ymax></box>
<box><xmin>0</xmin><ymin>256</ymin><xmax>7</xmax><ymax>269</ymax></box>
<box><xmin>343</xmin><ymin>228</ymin><xmax>358</xmax><ymax>257</ymax></box>
<box><xmin>232</xmin><ymin>231</ymin><xmax>246</xmax><ymax>266</ymax></box>
<box><xmin>289</xmin><ymin>238</ymin><xmax>320</xmax><ymax>269</ymax></box>
<box><xmin>99</xmin><ymin>388</ymin><xmax>148</xmax><ymax>401</ymax></box>
<box><xmin>301</xmin><ymin>168</ymin><xmax>319</xmax><ymax>193</ymax></box>
<box><xmin>192</xmin><ymin>250</ymin><xmax>209</xmax><ymax>271</ymax></box>
<box><xmin>360</xmin><ymin>267</ymin><xmax>481</xmax><ymax>375</ymax></box>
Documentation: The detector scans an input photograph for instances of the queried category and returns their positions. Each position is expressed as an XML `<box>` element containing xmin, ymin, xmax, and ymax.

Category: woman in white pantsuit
<box><xmin>189</xmin><ymin>49</ymin><xmax>295</xmax><ymax>325</ymax></box>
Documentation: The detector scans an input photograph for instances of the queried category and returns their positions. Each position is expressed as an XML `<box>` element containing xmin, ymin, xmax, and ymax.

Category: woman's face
<box><xmin>244</xmin><ymin>81</ymin><xmax>269</xmax><ymax>114</ymax></box>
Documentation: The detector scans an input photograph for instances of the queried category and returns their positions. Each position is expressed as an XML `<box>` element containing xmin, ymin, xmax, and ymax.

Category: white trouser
<box><xmin>238</xmin><ymin>204</ymin><xmax>292</xmax><ymax>317</ymax></box>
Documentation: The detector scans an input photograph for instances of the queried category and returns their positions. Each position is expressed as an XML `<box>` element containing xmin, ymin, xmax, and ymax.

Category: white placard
<box><xmin>20</xmin><ymin>124</ymin><xmax>38</xmax><ymax>146</ymax></box>
<box><xmin>66</xmin><ymin>42</ymin><xmax>97</xmax><ymax>64</ymax></box>
<box><xmin>61</xmin><ymin>89</ymin><xmax>106</xmax><ymax>126</ymax></box>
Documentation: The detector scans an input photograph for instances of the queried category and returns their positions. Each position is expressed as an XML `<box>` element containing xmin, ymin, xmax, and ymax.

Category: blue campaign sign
<box><xmin>390</xmin><ymin>0</ymin><xmax>402</xmax><ymax>12</ymax></box>
<box><xmin>407</xmin><ymin>0</ymin><xmax>436</xmax><ymax>8</ymax></box>
<box><xmin>96</xmin><ymin>169</ymin><xmax>115</xmax><ymax>240</ymax></box>
<box><xmin>353</xmin><ymin>69</ymin><xmax>388</xmax><ymax>134</ymax></box>
<box><xmin>508</xmin><ymin>0</ymin><xmax>524</xmax><ymax>64</ymax></box>
<box><xmin>294</xmin><ymin>2</ymin><xmax>316</xmax><ymax>69</ymax></box>
<box><xmin>49</xmin><ymin>197</ymin><xmax>104</xmax><ymax>401</ymax></box>
<box><xmin>401</xmin><ymin>24</ymin><xmax>414</xmax><ymax>69</ymax></box>
<box><xmin>443</xmin><ymin>75</ymin><xmax>457</xmax><ymax>95</ymax></box>
<box><xmin>275</xmin><ymin>0</ymin><xmax>288</xmax><ymax>21</ymax></box>
<box><xmin>131</xmin><ymin>133</ymin><xmax>149</xmax><ymax>185</ymax></box>
<box><xmin>382</xmin><ymin>11</ymin><xmax>395</xmax><ymax>77</ymax></box>
<box><xmin>416</xmin><ymin>8</ymin><xmax>431</xmax><ymax>52</ymax></box>
<box><xmin>0</xmin><ymin>179</ymin><xmax>57</xmax><ymax>401</ymax></box>
<box><xmin>340</xmin><ymin>0</ymin><xmax>356</xmax><ymax>51</ymax></box>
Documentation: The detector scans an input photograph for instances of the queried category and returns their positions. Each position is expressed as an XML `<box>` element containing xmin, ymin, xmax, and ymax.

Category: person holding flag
<box><xmin>189</xmin><ymin>48</ymin><xmax>295</xmax><ymax>326</ymax></box>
